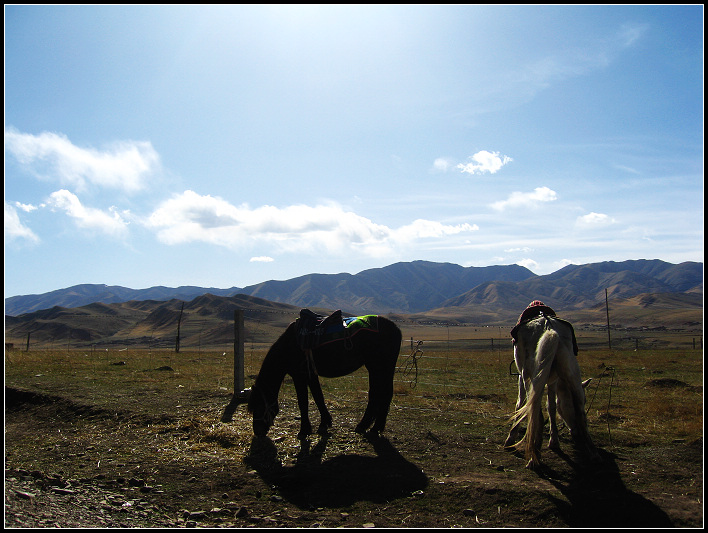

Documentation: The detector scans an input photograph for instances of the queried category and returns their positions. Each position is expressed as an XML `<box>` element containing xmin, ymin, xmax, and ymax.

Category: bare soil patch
<box><xmin>5</xmin><ymin>384</ymin><xmax>702</xmax><ymax>528</ymax></box>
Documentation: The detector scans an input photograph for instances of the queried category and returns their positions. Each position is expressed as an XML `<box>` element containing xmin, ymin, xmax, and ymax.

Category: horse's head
<box><xmin>247</xmin><ymin>384</ymin><xmax>279</xmax><ymax>437</ymax></box>
<box><xmin>556</xmin><ymin>378</ymin><xmax>592</xmax><ymax>438</ymax></box>
<box><xmin>246</xmin><ymin>324</ymin><xmax>292</xmax><ymax>436</ymax></box>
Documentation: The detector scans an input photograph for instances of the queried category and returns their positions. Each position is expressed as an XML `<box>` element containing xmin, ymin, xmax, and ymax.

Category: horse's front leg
<box><xmin>292</xmin><ymin>375</ymin><xmax>313</xmax><ymax>439</ymax></box>
<box><xmin>307</xmin><ymin>373</ymin><xmax>333</xmax><ymax>434</ymax></box>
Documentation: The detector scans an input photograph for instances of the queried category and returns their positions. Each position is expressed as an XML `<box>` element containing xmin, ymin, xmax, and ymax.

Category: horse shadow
<box><xmin>536</xmin><ymin>447</ymin><xmax>673</xmax><ymax>527</ymax></box>
<box><xmin>245</xmin><ymin>433</ymin><xmax>428</xmax><ymax>509</ymax></box>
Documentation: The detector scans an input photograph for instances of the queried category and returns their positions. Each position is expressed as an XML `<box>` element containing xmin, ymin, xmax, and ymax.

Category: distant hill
<box><xmin>432</xmin><ymin>260</ymin><xmax>703</xmax><ymax>323</ymax></box>
<box><xmin>5</xmin><ymin>294</ymin><xmax>305</xmax><ymax>348</ymax></box>
<box><xmin>5</xmin><ymin>261</ymin><xmax>536</xmax><ymax>316</ymax></box>
<box><xmin>568</xmin><ymin>291</ymin><xmax>704</xmax><ymax>330</ymax></box>
<box><xmin>4</xmin><ymin>284</ymin><xmax>239</xmax><ymax>317</ymax></box>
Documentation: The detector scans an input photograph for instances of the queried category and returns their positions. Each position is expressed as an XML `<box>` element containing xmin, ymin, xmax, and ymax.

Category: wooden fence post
<box><xmin>221</xmin><ymin>308</ymin><xmax>247</xmax><ymax>423</ymax></box>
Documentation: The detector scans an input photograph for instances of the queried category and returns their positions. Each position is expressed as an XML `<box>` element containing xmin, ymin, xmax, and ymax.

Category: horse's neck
<box><xmin>256</xmin><ymin>331</ymin><xmax>292</xmax><ymax>395</ymax></box>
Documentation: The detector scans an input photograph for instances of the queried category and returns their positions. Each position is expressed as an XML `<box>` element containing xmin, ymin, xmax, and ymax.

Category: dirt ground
<box><xmin>5</xmin><ymin>385</ymin><xmax>703</xmax><ymax>528</ymax></box>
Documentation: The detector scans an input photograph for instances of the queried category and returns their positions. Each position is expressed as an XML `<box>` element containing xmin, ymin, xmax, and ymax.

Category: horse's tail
<box><xmin>380</xmin><ymin>316</ymin><xmax>403</xmax><ymax>363</ymax></box>
<box><xmin>513</xmin><ymin>317</ymin><xmax>559</xmax><ymax>466</ymax></box>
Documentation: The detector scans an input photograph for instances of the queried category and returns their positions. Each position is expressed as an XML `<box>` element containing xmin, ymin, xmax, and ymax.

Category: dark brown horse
<box><xmin>247</xmin><ymin>315</ymin><xmax>402</xmax><ymax>439</ymax></box>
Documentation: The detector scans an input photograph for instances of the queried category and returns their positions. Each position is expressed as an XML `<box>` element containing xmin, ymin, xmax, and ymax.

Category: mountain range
<box><xmin>4</xmin><ymin>259</ymin><xmax>703</xmax><ymax>348</ymax></box>
<box><xmin>5</xmin><ymin>261</ymin><xmax>536</xmax><ymax>317</ymax></box>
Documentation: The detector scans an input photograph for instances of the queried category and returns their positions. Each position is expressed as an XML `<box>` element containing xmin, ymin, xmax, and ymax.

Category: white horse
<box><xmin>505</xmin><ymin>314</ymin><xmax>599</xmax><ymax>469</ymax></box>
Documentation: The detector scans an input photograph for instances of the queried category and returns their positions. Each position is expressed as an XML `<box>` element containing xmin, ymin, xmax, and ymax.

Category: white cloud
<box><xmin>614</xmin><ymin>164</ymin><xmax>640</xmax><ymax>175</ymax></box>
<box><xmin>616</xmin><ymin>23</ymin><xmax>648</xmax><ymax>48</ymax></box>
<box><xmin>457</xmin><ymin>150</ymin><xmax>512</xmax><ymax>175</ymax></box>
<box><xmin>14</xmin><ymin>201</ymin><xmax>38</xmax><ymax>213</ymax></box>
<box><xmin>392</xmin><ymin>219</ymin><xmax>478</xmax><ymax>241</ymax></box>
<box><xmin>516</xmin><ymin>258</ymin><xmax>539</xmax><ymax>271</ymax></box>
<box><xmin>555</xmin><ymin>259</ymin><xmax>576</xmax><ymax>270</ymax></box>
<box><xmin>4</xmin><ymin>202</ymin><xmax>40</xmax><ymax>243</ymax></box>
<box><xmin>432</xmin><ymin>157</ymin><xmax>455</xmax><ymax>173</ymax></box>
<box><xmin>576</xmin><ymin>212</ymin><xmax>616</xmax><ymax>227</ymax></box>
<box><xmin>4</xmin><ymin>127</ymin><xmax>160</xmax><ymax>193</ymax></box>
<box><xmin>145</xmin><ymin>190</ymin><xmax>478</xmax><ymax>257</ymax></box>
<box><xmin>472</xmin><ymin>24</ymin><xmax>649</xmax><ymax>116</ymax></box>
<box><xmin>46</xmin><ymin>189</ymin><xmax>129</xmax><ymax>237</ymax></box>
<box><xmin>518</xmin><ymin>258</ymin><xmax>577</xmax><ymax>275</ymax></box>
<box><xmin>250</xmin><ymin>256</ymin><xmax>274</xmax><ymax>263</ymax></box>
<box><xmin>490</xmin><ymin>186</ymin><xmax>557</xmax><ymax>211</ymax></box>
<box><xmin>522</xmin><ymin>24</ymin><xmax>648</xmax><ymax>88</ymax></box>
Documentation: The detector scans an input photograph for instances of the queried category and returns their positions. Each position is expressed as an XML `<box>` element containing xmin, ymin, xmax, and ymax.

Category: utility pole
<box><xmin>233</xmin><ymin>309</ymin><xmax>244</xmax><ymax>393</ymax></box>
<box><xmin>175</xmin><ymin>302</ymin><xmax>184</xmax><ymax>353</ymax></box>
<box><xmin>605</xmin><ymin>289</ymin><xmax>612</xmax><ymax>351</ymax></box>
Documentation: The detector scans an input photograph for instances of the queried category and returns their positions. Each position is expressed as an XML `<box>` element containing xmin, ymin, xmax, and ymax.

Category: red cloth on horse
<box><xmin>515</xmin><ymin>300</ymin><xmax>556</xmax><ymax>326</ymax></box>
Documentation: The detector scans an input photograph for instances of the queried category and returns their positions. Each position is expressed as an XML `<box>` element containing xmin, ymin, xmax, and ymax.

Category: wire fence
<box><xmin>5</xmin><ymin>309</ymin><xmax>703</xmax><ymax>407</ymax></box>
<box><xmin>4</xmin><ymin>319</ymin><xmax>702</xmax><ymax>353</ymax></box>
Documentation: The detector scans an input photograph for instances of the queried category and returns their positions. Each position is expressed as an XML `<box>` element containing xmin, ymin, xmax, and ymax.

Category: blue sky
<box><xmin>4</xmin><ymin>5</ymin><xmax>703</xmax><ymax>297</ymax></box>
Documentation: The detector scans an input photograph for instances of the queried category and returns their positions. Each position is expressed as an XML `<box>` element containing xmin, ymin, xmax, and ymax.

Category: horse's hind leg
<box><xmin>357</xmin><ymin>326</ymin><xmax>401</xmax><ymax>436</ymax></box>
<box><xmin>357</xmin><ymin>363</ymin><xmax>395</xmax><ymax>435</ymax></box>
<box><xmin>371</xmin><ymin>372</ymin><xmax>395</xmax><ymax>434</ymax></box>
<box><xmin>355</xmin><ymin>376</ymin><xmax>378</xmax><ymax>434</ymax></box>
<box><xmin>355</xmin><ymin>370</ymin><xmax>382</xmax><ymax>434</ymax></box>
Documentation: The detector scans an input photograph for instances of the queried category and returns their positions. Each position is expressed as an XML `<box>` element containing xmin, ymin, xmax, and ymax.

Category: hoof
<box><xmin>525</xmin><ymin>459</ymin><xmax>541</xmax><ymax>470</ymax></box>
<box><xmin>297</xmin><ymin>426</ymin><xmax>313</xmax><ymax>440</ymax></box>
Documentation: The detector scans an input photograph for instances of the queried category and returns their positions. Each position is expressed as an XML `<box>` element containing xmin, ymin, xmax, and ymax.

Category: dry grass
<box><xmin>5</xmin><ymin>330</ymin><xmax>703</xmax><ymax>528</ymax></box>
<box><xmin>6</xmin><ymin>328</ymin><xmax>702</xmax><ymax>449</ymax></box>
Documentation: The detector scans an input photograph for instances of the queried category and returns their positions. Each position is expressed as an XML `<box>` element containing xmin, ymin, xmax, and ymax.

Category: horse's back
<box><xmin>312</xmin><ymin>315</ymin><xmax>401</xmax><ymax>378</ymax></box>
<box><xmin>518</xmin><ymin>316</ymin><xmax>572</xmax><ymax>349</ymax></box>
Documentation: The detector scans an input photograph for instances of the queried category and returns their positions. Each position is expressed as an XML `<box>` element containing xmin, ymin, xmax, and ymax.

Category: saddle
<box><xmin>296</xmin><ymin>309</ymin><xmax>346</xmax><ymax>350</ymax></box>
<box><xmin>295</xmin><ymin>309</ymin><xmax>379</xmax><ymax>351</ymax></box>
<box><xmin>510</xmin><ymin>300</ymin><xmax>578</xmax><ymax>356</ymax></box>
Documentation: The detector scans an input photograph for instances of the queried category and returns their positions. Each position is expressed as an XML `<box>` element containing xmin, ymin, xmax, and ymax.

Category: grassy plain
<box><xmin>5</xmin><ymin>323</ymin><xmax>702</xmax><ymax>447</ymax></box>
<box><xmin>5</xmin><ymin>324</ymin><xmax>703</xmax><ymax>527</ymax></box>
